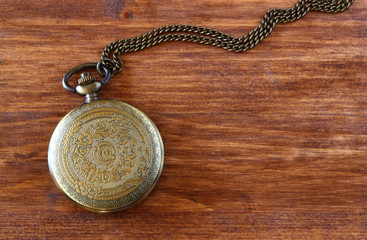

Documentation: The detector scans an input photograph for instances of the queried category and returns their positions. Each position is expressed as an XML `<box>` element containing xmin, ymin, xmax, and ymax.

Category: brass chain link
<box><xmin>99</xmin><ymin>0</ymin><xmax>355</xmax><ymax>76</ymax></box>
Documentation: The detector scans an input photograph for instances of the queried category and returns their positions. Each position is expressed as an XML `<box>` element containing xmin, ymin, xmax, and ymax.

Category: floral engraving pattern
<box><xmin>60</xmin><ymin>109</ymin><xmax>152</xmax><ymax>201</ymax></box>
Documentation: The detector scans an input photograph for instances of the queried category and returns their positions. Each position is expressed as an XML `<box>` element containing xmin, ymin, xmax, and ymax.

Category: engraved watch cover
<box><xmin>48</xmin><ymin>100</ymin><xmax>164</xmax><ymax>212</ymax></box>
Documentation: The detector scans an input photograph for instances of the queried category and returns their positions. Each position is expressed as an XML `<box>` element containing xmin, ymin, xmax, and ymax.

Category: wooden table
<box><xmin>1</xmin><ymin>0</ymin><xmax>366</xmax><ymax>239</ymax></box>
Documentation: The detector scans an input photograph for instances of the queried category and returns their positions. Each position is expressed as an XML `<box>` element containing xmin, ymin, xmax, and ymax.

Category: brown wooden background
<box><xmin>0</xmin><ymin>0</ymin><xmax>366</xmax><ymax>239</ymax></box>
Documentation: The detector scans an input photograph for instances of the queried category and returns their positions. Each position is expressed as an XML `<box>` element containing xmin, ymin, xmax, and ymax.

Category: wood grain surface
<box><xmin>0</xmin><ymin>0</ymin><xmax>366</xmax><ymax>239</ymax></box>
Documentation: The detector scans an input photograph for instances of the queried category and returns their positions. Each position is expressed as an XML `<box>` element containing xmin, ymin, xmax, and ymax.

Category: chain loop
<box><xmin>63</xmin><ymin>63</ymin><xmax>112</xmax><ymax>92</ymax></box>
<box><xmin>100</xmin><ymin>0</ymin><xmax>354</xmax><ymax>76</ymax></box>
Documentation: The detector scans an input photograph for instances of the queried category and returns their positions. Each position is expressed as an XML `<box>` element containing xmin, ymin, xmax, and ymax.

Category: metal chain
<box><xmin>99</xmin><ymin>0</ymin><xmax>355</xmax><ymax>76</ymax></box>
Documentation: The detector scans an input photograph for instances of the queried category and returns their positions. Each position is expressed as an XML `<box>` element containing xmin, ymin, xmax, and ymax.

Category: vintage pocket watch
<box><xmin>48</xmin><ymin>0</ymin><xmax>354</xmax><ymax>212</ymax></box>
<box><xmin>49</xmin><ymin>64</ymin><xmax>164</xmax><ymax>212</ymax></box>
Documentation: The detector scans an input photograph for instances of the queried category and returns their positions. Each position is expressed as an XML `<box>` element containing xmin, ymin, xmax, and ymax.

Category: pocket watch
<box><xmin>49</xmin><ymin>64</ymin><xmax>164</xmax><ymax>213</ymax></box>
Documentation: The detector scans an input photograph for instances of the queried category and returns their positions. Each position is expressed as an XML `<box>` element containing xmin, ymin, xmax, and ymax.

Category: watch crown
<box><xmin>78</xmin><ymin>72</ymin><xmax>96</xmax><ymax>85</ymax></box>
<box><xmin>76</xmin><ymin>72</ymin><xmax>102</xmax><ymax>103</ymax></box>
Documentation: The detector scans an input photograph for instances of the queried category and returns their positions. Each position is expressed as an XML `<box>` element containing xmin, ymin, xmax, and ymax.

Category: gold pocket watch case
<box><xmin>48</xmin><ymin>99</ymin><xmax>164</xmax><ymax>212</ymax></box>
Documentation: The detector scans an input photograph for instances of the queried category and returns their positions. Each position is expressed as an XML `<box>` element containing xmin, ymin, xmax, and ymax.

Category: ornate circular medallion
<box><xmin>48</xmin><ymin>100</ymin><xmax>164</xmax><ymax>212</ymax></box>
